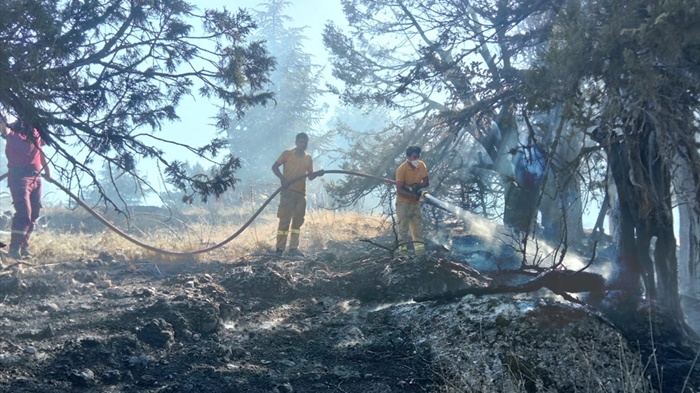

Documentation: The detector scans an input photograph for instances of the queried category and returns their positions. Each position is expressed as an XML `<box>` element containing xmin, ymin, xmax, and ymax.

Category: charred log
<box><xmin>414</xmin><ymin>270</ymin><xmax>606</xmax><ymax>303</ymax></box>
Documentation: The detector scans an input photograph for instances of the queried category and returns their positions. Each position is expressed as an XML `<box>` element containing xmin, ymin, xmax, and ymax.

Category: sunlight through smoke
<box><xmin>423</xmin><ymin>193</ymin><xmax>496</xmax><ymax>239</ymax></box>
<box><xmin>424</xmin><ymin>192</ymin><xmax>594</xmax><ymax>272</ymax></box>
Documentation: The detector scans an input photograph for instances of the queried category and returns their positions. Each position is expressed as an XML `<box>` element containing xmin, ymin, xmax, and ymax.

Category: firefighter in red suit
<box><xmin>1</xmin><ymin>118</ymin><xmax>51</xmax><ymax>259</ymax></box>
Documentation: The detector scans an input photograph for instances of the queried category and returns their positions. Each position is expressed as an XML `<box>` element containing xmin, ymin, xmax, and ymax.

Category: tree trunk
<box><xmin>603</xmin><ymin>124</ymin><xmax>689</xmax><ymax>340</ymax></box>
<box><xmin>607</xmin><ymin>186</ymin><xmax>644</xmax><ymax>294</ymax></box>
<box><xmin>673</xmin><ymin>147</ymin><xmax>700</xmax><ymax>334</ymax></box>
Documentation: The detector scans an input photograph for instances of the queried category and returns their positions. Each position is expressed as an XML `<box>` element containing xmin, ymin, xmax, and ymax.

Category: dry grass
<box><xmin>20</xmin><ymin>207</ymin><xmax>391</xmax><ymax>263</ymax></box>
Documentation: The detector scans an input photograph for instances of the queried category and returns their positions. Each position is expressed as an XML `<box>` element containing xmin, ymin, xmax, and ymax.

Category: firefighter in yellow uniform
<box><xmin>395</xmin><ymin>145</ymin><xmax>429</xmax><ymax>256</ymax></box>
<box><xmin>272</xmin><ymin>133</ymin><xmax>322</xmax><ymax>257</ymax></box>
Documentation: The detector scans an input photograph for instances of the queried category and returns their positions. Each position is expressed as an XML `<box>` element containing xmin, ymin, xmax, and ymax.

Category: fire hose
<box><xmin>0</xmin><ymin>169</ymin><xmax>403</xmax><ymax>256</ymax></box>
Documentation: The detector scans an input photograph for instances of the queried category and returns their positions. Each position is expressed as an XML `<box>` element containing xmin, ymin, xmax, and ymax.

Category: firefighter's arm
<box><xmin>396</xmin><ymin>180</ymin><xmax>420</xmax><ymax>200</ymax></box>
<box><xmin>308</xmin><ymin>161</ymin><xmax>324</xmax><ymax>180</ymax></box>
<box><xmin>419</xmin><ymin>175</ymin><xmax>429</xmax><ymax>189</ymax></box>
<box><xmin>271</xmin><ymin>161</ymin><xmax>289</xmax><ymax>188</ymax></box>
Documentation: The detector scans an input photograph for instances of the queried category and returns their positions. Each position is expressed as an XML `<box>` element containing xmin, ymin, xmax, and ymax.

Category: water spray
<box><xmin>421</xmin><ymin>192</ymin><xmax>481</xmax><ymax>224</ymax></box>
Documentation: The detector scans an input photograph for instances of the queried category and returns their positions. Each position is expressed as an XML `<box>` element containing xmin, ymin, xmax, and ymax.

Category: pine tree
<box><xmin>226</xmin><ymin>0</ymin><xmax>324</xmax><ymax>196</ymax></box>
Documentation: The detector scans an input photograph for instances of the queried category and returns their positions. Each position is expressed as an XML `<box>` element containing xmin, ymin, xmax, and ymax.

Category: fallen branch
<box><xmin>414</xmin><ymin>270</ymin><xmax>606</xmax><ymax>303</ymax></box>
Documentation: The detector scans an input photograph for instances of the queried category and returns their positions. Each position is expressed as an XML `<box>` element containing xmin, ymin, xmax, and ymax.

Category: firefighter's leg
<box><xmin>24</xmin><ymin>178</ymin><xmax>42</xmax><ymax>249</ymax></box>
<box><xmin>396</xmin><ymin>202</ymin><xmax>410</xmax><ymax>254</ymax></box>
<box><xmin>9</xmin><ymin>176</ymin><xmax>32</xmax><ymax>251</ymax></box>
<box><xmin>276</xmin><ymin>191</ymin><xmax>293</xmax><ymax>251</ymax></box>
<box><xmin>289</xmin><ymin>193</ymin><xmax>306</xmax><ymax>250</ymax></box>
<box><xmin>408</xmin><ymin>204</ymin><xmax>425</xmax><ymax>255</ymax></box>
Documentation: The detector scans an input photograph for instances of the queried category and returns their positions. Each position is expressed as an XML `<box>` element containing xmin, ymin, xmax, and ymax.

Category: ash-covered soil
<box><xmin>0</xmin><ymin>242</ymin><xmax>694</xmax><ymax>392</ymax></box>
<box><xmin>0</xmin><ymin>245</ymin><xmax>480</xmax><ymax>393</ymax></box>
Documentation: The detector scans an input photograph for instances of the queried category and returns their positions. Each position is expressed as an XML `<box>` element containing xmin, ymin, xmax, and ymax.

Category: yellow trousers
<box><xmin>396</xmin><ymin>201</ymin><xmax>425</xmax><ymax>254</ymax></box>
<box><xmin>276</xmin><ymin>189</ymin><xmax>306</xmax><ymax>251</ymax></box>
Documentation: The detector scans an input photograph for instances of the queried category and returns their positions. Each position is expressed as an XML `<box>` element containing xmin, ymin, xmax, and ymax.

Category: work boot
<box><xmin>275</xmin><ymin>249</ymin><xmax>285</xmax><ymax>256</ymax></box>
<box><xmin>8</xmin><ymin>246</ymin><xmax>21</xmax><ymax>260</ymax></box>
<box><xmin>287</xmin><ymin>248</ymin><xmax>305</xmax><ymax>257</ymax></box>
<box><xmin>20</xmin><ymin>248</ymin><xmax>32</xmax><ymax>258</ymax></box>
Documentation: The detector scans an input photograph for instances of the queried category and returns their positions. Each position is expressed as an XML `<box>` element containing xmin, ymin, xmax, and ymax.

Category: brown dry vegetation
<box><xmin>24</xmin><ymin>207</ymin><xmax>390</xmax><ymax>263</ymax></box>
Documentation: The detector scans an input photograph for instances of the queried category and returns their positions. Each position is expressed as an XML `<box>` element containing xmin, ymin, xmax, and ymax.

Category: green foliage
<box><xmin>158</xmin><ymin>160</ymin><xmax>238</xmax><ymax>206</ymax></box>
<box><xmin>0</xmin><ymin>0</ymin><xmax>275</xmax><ymax>206</ymax></box>
<box><xmin>226</xmin><ymin>0</ymin><xmax>324</xmax><ymax>193</ymax></box>
<box><xmin>528</xmin><ymin>0</ymin><xmax>700</xmax><ymax>126</ymax></box>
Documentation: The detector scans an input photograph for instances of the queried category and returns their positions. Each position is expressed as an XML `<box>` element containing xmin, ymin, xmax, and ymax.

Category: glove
<box><xmin>405</xmin><ymin>183</ymin><xmax>421</xmax><ymax>194</ymax></box>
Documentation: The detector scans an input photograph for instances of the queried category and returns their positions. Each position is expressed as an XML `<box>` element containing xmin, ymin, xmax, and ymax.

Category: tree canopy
<box><xmin>0</xmin><ymin>0</ymin><xmax>275</xmax><ymax>206</ymax></box>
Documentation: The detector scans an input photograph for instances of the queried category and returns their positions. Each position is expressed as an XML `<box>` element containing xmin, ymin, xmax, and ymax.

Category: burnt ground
<box><xmin>0</xmin><ymin>246</ymin><xmax>484</xmax><ymax>393</ymax></box>
<box><xmin>0</xmin><ymin>241</ymin><xmax>698</xmax><ymax>393</ymax></box>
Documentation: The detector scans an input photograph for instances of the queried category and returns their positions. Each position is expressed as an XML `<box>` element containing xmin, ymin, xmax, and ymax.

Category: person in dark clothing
<box><xmin>1</xmin><ymin>118</ymin><xmax>51</xmax><ymax>259</ymax></box>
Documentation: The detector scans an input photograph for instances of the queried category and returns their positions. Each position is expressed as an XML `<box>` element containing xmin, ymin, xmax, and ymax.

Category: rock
<box><xmin>37</xmin><ymin>302</ymin><xmax>60</xmax><ymax>313</ymax></box>
<box><xmin>96</xmin><ymin>279</ymin><xmax>112</xmax><ymax>289</ymax></box>
<box><xmin>138</xmin><ymin>374</ymin><xmax>157</xmax><ymax>387</ymax></box>
<box><xmin>134</xmin><ymin>287</ymin><xmax>156</xmax><ymax>298</ymax></box>
<box><xmin>68</xmin><ymin>369</ymin><xmax>95</xmax><ymax>387</ymax></box>
<box><xmin>97</xmin><ymin>251</ymin><xmax>116</xmax><ymax>263</ymax></box>
<box><xmin>230</xmin><ymin>346</ymin><xmax>249</xmax><ymax>359</ymax></box>
<box><xmin>192</xmin><ymin>304</ymin><xmax>221</xmax><ymax>334</ymax></box>
<box><xmin>219</xmin><ymin>303</ymin><xmax>241</xmax><ymax>321</ymax></box>
<box><xmin>0</xmin><ymin>273</ymin><xmax>21</xmax><ymax>295</ymax></box>
<box><xmin>128</xmin><ymin>354</ymin><xmax>149</xmax><ymax>368</ymax></box>
<box><xmin>278</xmin><ymin>359</ymin><xmax>295</xmax><ymax>367</ymax></box>
<box><xmin>102</xmin><ymin>369</ymin><xmax>121</xmax><ymax>384</ymax></box>
<box><xmin>79</xmin><ymin>335</ymin><xmax>104</xmax><ymax>348</ymax></box>
<box><xmin>0</xmin><ymin>353</ymin><xmax>22</xmax><ymax>365</ymax></box>
<box><xmin>137</xmin><ymin>318</ymin><xmax>174</xmax><ymax>348</ymax></box>
<box><xmin>179</xmin><ymin>329</ymin><xmax>193</xmax><ymax>340</ymax></box>
<box><xmin>17</xmin><ymin>324</ymin><xmax>54</xmax><ymax>340</ymax></box>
